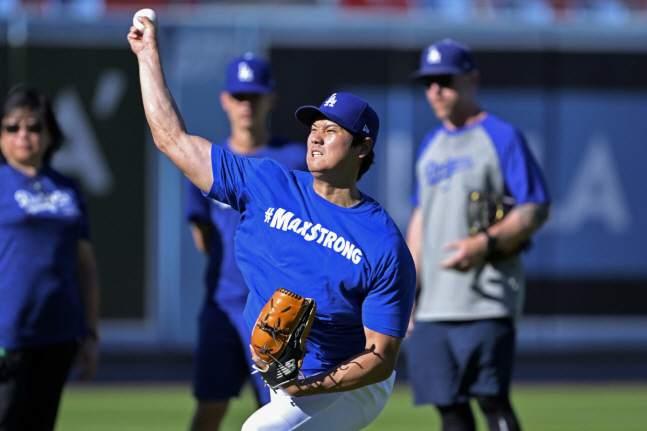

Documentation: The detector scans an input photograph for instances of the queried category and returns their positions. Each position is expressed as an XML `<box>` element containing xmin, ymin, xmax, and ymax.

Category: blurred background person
<box><xmin>0</xmin><ymin>85</ymin><xmax>101</xmax><ymax>431</ymax></box>
<box><xmin>404</xmin><ymin>39</ymin><xmax>550</xmax><ymax>431</ymax></box>
<box><xmin>183</xmin><ymin>53</ymin><xmax>307</xmax><ymax>431</ymax></box>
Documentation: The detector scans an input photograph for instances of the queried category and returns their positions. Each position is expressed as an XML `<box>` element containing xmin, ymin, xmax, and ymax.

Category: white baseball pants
<box><xmin>242</xmin><ymin>371</ymin><xmax>396</xmax><ymax>431</ymax></box>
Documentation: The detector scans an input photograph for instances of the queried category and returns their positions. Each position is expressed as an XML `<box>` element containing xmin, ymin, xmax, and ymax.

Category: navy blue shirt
<box><xmin>0</xmin><ymin>164</ymin><xmax>90</xmax><ymax>349</ymax></box>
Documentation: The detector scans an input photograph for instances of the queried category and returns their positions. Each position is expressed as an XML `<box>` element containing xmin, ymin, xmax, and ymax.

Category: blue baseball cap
<box><xmin>411</xmin><ymin>39</ymin><xmax>475</xmax><ymax>80</ymax></box>
<box><xmin>295</xmin><ymin>92</ymin><xmax>379</xmax><ymax>145</ymax></box>
<box><xmin>224</xmin><ymin>53</ymin><xmax>275</xmax><ymax>94</ymax></box>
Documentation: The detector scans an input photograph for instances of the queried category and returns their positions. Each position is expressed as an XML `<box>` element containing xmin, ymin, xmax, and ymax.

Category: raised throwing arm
<box><xmin>127</xmin><ymin>16</ymin><xmax>214</xmax><ymax>193</ymax></box>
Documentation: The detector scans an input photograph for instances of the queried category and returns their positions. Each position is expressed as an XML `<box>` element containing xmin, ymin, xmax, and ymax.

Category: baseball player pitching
<box><xmin>129</xmin><ymin>15</ymin><xmax>415</xmax><ymax>431</ymax></box>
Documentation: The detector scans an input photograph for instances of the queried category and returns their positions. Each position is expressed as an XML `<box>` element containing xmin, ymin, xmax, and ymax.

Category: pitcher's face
<box><xmin>306</xmin><ymin>118</ymin><xmax>359</xmax><ymax>181</ymax></box>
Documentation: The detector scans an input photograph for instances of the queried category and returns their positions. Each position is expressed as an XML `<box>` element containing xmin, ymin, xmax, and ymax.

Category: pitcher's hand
<box><xmin>127</xmin><ymin>16</ymin><xmax>157</xmax><ymax>57</ymax></box>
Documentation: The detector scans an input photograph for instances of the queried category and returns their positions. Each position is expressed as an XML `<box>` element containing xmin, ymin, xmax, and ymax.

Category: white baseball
<box><xmin>133</xmin><ymin>8</ymin><xmax>157</xmax><ymax>31</ymax></box>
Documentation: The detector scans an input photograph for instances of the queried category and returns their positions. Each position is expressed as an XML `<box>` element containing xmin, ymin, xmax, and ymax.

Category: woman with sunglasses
<box><xmin>0</xmin><ymin>85</ymin><xmax>101</xmax><ymax>431</ymax></box>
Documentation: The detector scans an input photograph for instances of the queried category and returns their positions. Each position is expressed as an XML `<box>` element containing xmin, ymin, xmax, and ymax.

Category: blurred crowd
<box><xmin>2</xmin><ymin>0</ymin><xmax>647</xmax><ymax>25</ymax></box>
<box><xmin>354</xmin><ymin>0</ymin><xmax>647</xmax><ymax>24</ymax></box>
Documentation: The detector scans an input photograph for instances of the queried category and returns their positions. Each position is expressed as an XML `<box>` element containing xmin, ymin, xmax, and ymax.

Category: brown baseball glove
<box><xmin>250</xmin><ymin>288</ymin><xmax>316</xmax><ymax>389</ymax></box>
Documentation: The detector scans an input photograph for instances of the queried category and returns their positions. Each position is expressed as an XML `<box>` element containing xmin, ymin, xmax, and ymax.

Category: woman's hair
<box><xmin>0</xmin><ymin>85</ymin><xmax>64</xmax><ymax>164</ymax></box>
<box><xmin>351</xmin><ymin>134</ymin><xmax>375</xmax><ymax>181</ymax></box>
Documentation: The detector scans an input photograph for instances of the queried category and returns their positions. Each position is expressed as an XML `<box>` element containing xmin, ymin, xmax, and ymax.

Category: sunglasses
<box><xmin>2</xmin><ymin>123</ymin><xmax>44</xmax><ymax>134</ymax></box>
<box><xmin>231</xmin><ymin>93</ymin><xmax>263</xmax><ymax>102</ymax></box>
<box><xmin>422</xmin><ymin>75</ymin><xmax>455</xmax><ymax>89</ymax></box>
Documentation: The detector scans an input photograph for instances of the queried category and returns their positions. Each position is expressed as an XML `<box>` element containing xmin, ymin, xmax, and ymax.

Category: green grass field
<box><xmin>57</xmin><ymin>381</ymin><xmax>647</xmax><ymax>431</ymax></box>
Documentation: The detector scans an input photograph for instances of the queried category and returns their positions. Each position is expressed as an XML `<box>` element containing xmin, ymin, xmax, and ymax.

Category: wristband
<box><xmin>482</xmin><ymin>230</ymin><xmax>498</xmax><ymax>258</ymax></box>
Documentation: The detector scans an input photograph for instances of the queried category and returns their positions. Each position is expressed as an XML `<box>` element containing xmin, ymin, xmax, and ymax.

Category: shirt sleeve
<box><xmin>361</xmin><ymin>235</ymin><xmax>416</xmax><ymax>338</ymax></box>
<box><xmin>206</xmin><ymin>143</ymin><xmax>288</xmax><ymax>212</ymax></box>
<box><xmin>206</xmin><ymin>143</ymin><xmax>255</xmax><ymax>211</ymax></box>
<box><xmin>487</xmin><ymin>122</ymin><xmax>551</xmax><ymax>205</ymax></box>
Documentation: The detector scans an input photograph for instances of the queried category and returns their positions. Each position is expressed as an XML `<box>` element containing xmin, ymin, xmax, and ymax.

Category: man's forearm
<box><xmin>285</xmin><ymin>333</ymin><xmax>402</xmax><ymax>397</ymax></box>
<box><xmin>135</xmin><ymin>45</ymin><xmax>213</xmax><ymax>192</ymax></box>
<box><xmin>488</xmin><ymin>203</ymin><xmax>550</xmax><ymax>251</ymax></box>
<box><xmin>406</xmin><ymin>208</ymin><xmax>423</xmax><ymax>285</ymax></box>
<box><xmin>137</xmin><ymin>47</ymin><xmax>186</xmax><ymax>156</ymax></box>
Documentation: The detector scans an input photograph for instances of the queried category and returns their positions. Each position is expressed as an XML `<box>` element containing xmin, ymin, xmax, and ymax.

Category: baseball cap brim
<box><xmin>411</xmin><ymin>66</ymin><xmax>466</xmax><ymax>80</ymax></box>
<box><xmin>226</xmin><ymin>83</ymin><xmax>273</xmax><ymax>94</ymax></box>
<box><xmin>295</xmin><ymin>106</ymin><xmax>358</xmax><ymax>136</ymax></box>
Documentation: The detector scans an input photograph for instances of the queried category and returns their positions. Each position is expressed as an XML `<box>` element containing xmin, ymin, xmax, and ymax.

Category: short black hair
<box><xmin>1</xmin><ymin>85</ymin><xmax>63</xmax><ymax>164</ymax></box>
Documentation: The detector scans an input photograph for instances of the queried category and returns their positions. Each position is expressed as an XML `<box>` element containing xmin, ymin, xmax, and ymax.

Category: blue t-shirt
<box><xmin>206</xmin><ymin>145</ymin><xmax>416</xmax><ymax>376</ymax></box>
<box><xmin>0</xmin><ymin>164</ymin><xmax>90</xmax><ymax>349</ymax></box>
<box><xmin>184</xmin><ymin>137</ymin><xmax>307</xmax><ymax>306</ymax></box>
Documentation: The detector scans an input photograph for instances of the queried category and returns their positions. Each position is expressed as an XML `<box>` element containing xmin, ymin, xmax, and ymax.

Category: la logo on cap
<box><xmin>363</xmin><ymin>124</ymin><xmax>370</xmax><ymax>133</ymax></box>
<box><xmin>323</xmin><ymin>93</ymin><xmax>338</xmax><ymax>107</ymax></box>
<box><xmin>238</xmin><ymin>62</ymin><xmax>253</xmax><ymax>82</ymax></box>
<box><xmin>427</xmin><ymin>47</ymin><xmax>441</xmax><ymax>64</ymax></box>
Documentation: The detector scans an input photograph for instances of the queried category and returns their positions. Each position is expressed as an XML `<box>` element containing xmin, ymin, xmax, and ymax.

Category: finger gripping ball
<box><xmin>133</xmin><ymin>8</ymin><xmax>157</xmax><ymax>31</ymax></box>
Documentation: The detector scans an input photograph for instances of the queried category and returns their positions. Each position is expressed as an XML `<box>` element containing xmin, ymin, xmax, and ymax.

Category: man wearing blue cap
<box><xmin>129</xmin><ymin>19</ymin><xmax>415</xmax><ymax>431</ymax></box>
<box><xmin>183</xmin><ymin>53</ymin><xmax>307</xmax><ymax>431</ymax></box>
<box><xmin>405</xmin><ymin>39</ymin><xmax>550</xmax><ymax>431</ymax></box>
